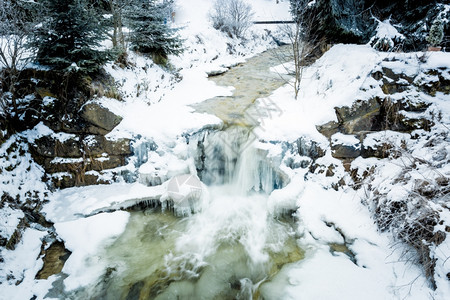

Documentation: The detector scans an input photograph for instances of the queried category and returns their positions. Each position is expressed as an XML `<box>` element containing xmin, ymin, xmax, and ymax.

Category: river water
<box><xmin>67</xmin><ymin>46</ymin><xmax>303</xmax><ymax>299</ymax></box>
<box><xmin>192</xmin><ymin>45</ymin><xmax>291</xmax><ymax>126</ymax></box>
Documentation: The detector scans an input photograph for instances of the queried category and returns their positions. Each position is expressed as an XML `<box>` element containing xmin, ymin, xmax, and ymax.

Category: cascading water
<box><xmin>195</xmin><ymin>126</ymin><xmax>287</xmax><ymax>193</ymax></box>
<box><xmin>61</xmin><ymin>126</ymin><xmax>302</xmax><ymax>299</ymax></box>
<box><xmin>59</xmin><ymin>46</ymin><xmax>303</xmax><ymax>299</ymax></box>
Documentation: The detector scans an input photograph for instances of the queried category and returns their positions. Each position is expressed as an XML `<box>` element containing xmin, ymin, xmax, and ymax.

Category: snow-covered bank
<box><xmin>253</xmin><ymin>38</ymin><xmax>450</xmax><ymax>298</ymax></box>
<box><xmin>100</xmin><ymin>0</ymin><xmax>292</xmax><ymax>146</ymax></box>
<box><xmin>2</xmin><ymin>0</ymin><xmax>450</xmax><ymax>299</ymax></box>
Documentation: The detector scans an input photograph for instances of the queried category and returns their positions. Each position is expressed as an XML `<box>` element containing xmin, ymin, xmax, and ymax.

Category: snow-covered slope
<box><xmin>1</xmin><ymin>0</ymin><xmax>449</xmax><ymax>299</ymax></box>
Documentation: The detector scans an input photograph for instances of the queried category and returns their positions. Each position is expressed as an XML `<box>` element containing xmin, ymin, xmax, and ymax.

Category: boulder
<box><xmin>51</xmin><ymin>171</ymin><xmax>108</xmax><ymax>189</ymax></box>
<box><xmin>30</xmin><ymin>132</ymin><xmax>131</xmax><ymax>188</ymax></box>
<box><xmin>381</xmin><ymin>66</ymin><xmax>415</xmax><ymax>84</ymax></box>
<box><xmin>83</xmin><ymin>135</ymin><xmax>131</xmax><ymax>157</ymax></box>
<box><xmin>416</xmin><ymin>70</ymin><xmax>450</xmax><ymax>96</ymax></box>
<box><xmin>332</xmin><ymin>143</ymin><xmax>361</xmax><ymax>159</ymax></box>
<box><xmin>316</xmin><ymin>121</ymin><xmax>340</xmax><ymax>139</ymax></box>
<box><xmin>81</xmin><ymin>102</ymin><xmax>122</xmax><ymax>133</ymax></box>
<box><xmin>331</xmin><ymin>133</ymin><xmax>361</xmax><ymax>159</ymax></box>
<box><xmin>31</xmin><ymin>135</ymin><xmax>82</xmax><ymax>158</ymax></box>
<box><xmin>334</xmin><ymin>98</ymin><xmax>381</xmax><ymax>134</ymax></box>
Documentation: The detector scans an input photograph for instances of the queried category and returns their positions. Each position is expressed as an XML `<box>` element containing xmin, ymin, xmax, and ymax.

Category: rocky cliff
<box><xmin>310</xmin><ymin>0</ymin><xmax>448</xmax><ymax>50</ymax></box>
<box><xmin>0</xmin><ymin>69</ymin><xmax>131</xmax><ymax>189</ymax></box>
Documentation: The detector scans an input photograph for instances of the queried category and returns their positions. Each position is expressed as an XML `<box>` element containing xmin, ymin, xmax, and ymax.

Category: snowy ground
<box><xmin>1</xmin><ymin>0</ymin><xmax>450</xmax><ymax>299</ymax></box>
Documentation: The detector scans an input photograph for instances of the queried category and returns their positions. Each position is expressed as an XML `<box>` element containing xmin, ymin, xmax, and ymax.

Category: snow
<box><xmin>25</xmin><ymin>122</ymin><xmax>77</xmax><ymax>143</ymax></box>
<box><xmin>43</xmin><ymin>182</ymin><xmax>165</xmax><ymax>223</ymax></box>
<box><xmin>0</xmin><ymin>228</ymin><xmax>53</xmax><ymax>300</ymax></box>
<box><xmin>256</xmin><ymin>44</ymin><xmax>384</xmax><ymax>143</ymax></box>
<box><xmin>332</xmin><ymin>132</ymin><xmax>360</xmax><ymax>147</ymax></box>
<box><xmin>0</xmin><ymin>136</ymin><xmax>48</xmax><ymax>202</ymax></box>
<box><xmin>54</xmin><ymin>211</ymin><xmax>130</xmax><ymax>291</ymax></box>
<box><xmin>368</xmin><ymin>18</ymin><xmax>405</xmax><ymax>48</ymax></box>
<box><xmin>363</xmin><ymin>130</ymin><xmax>410</xmax><ymax>148</ymax></box>
<box><xmin>264</xmin><ymin>178</ymin><xmax>434</xmax><ymax>299</ymax></box>
<box><xmin>0</xmin><ymin>205</ymin><xmax>24</xmax><ymax>240</ymax></box>
<box><xmin>2</xmin><ymin>0</ymin><xmax>450</xmax><ymax>299</ymax></box>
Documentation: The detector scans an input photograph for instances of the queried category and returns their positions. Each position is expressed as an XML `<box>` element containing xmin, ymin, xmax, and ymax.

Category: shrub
<box><xmin>209</xmin><ymin>0</ymin><xmax>254</xmax><ymax>38</ymax></box>
<box><xmin>427</xmin><ymin>18</ymin><xmax>444</xmax><ymax>47</ymax></box>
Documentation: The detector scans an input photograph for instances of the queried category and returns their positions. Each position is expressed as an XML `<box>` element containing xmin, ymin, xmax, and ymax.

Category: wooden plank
<box><xmin>253</xmin><ymin>21</ymin><xmax>295</xmax><ymax>24</ymax></box>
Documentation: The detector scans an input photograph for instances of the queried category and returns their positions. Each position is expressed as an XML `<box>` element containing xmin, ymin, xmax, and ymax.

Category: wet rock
<box><xmin>126</xmin><ymin>281</ymin><xmax>145</xmax><ymax>300</ymax></box>
<box><xmin>334</xmin><ymin>98</ymin><xmax>381</xmax><ymax>134</ymax></box>
<box><xmin>36</xmin><ymin>241</ymin><xmax>71</xmax><ymax>280</ymax></box>
<box><xmin>81</xmin><ymin>102</ymin><xmax>122</xmax><ymax>133</ymax></box>
<box><xmin>296</xmin><ymin>137</ymin><xmax>325</xmax><ymax>159</ymax></box>
<box><xmin>331</xmin><ymin>133</ymin><xmax>361</xmax><ymax>159</ymax></box>
<box><xmin>316</xmin><ymin>121</ymin><xmax>339</xmax><ymax>140</ymax></box>
<box><xmin>381</xmin><ymin>66</ymin><xmax>415</xmax><ymax>84</ymax></box>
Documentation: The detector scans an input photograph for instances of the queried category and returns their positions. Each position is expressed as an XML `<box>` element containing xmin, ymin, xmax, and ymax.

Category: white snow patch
<box><xmin>55</xmin><ymin>211</ymin><xmax>129</xmax><ymax>291</ymax></box>
<box><xmin>43</xmin><ymin>182</ymin><xmax>165</xmax><ymax>223</ymax></box>
<box><xmin>331</xmin><ymin>132</ymin><xmax>360</xmax><ymax>147</ymax></box>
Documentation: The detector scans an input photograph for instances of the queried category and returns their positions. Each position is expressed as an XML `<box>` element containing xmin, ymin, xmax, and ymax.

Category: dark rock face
<box><xmin>317</xmin><ymin>57</ymin><xmax>447</xmax><ymax>160</ymax></box>
<box><xmin>30</xmin><ymin>134</ymin><xmax>131</xmax><ymax>189</ymax></box>
<box><xmin>81</xmin><ymin>102</ymin><xmax>123</xmax><ymax>134</ymax></box>
<box><xmin>331</xmin><ymin>142</ymin><xmax>361</xmax><ymax>159</ymax></box>
<box><xmin>309</xmin><ymin>0</ymin><xmax>447</xmax><ymax>50</ymax></box>
<box><xmin>335</xmin><ymin>98</ymin><xmax>382</xmax><ymax>134</ymax></box>
<box><xmin>9</xmin><ymin>69</ymin><xmax>131</xmax><ymax>189</ymax></box>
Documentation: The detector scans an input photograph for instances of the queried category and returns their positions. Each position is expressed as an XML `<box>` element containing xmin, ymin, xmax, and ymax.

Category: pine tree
<box><xmin>427</xmin><ymin>18</ymin><xmax>444</xmax><ymax>47</ymax></box>
<box><xmin>126</xmin><ymin>0</ymin><xmax>182</xmax><ymax>64</ymax></box>
<box><xmin>31</xmin><ymin>0</ymin><xmax>111</xmax><ymax>73</ymax></box>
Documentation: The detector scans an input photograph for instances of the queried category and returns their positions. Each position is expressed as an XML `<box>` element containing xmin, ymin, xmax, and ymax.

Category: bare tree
<box><xmin>277</xmin><ymin>0</ymin><xmax>318</xmax><ymax>100</ymax></box>
<box><xmin>0</xmin><ymin>0</ymin><xmax>32</xmax><ymax>71</ymax></box>
<box><xmin>0</xmin><ymin>0</ymin><xmax>35</xmax><ymax>118</ymax></box>
<box><xmin>210</xmin><ymin>0</ymin><xmax>254</xmax><ymax>38</ymax></box>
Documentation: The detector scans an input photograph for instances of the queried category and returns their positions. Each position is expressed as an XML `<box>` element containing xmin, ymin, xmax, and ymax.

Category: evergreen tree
<box><xmin>31</xmin><ymin>0</ymin><xmax>111</xmax><ymax>73</ymax></box>
<box><xmin>126</xmin><ymin>0</ymin><xmax>182</xmax><ymax>63</ymax></box>
<box><xmin>427</xmin><ymin>17</ymin><xmax>444</xmax><ymax>47</ymax></box>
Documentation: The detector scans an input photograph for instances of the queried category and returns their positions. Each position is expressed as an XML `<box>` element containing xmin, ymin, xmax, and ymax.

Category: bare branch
<box><xmin>209</xmin><ymin>0</ymin><xmax>254</xmax><ymax>38</ymax></box>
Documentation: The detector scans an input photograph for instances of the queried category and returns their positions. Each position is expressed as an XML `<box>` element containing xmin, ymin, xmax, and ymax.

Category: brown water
<box><xmin>192</xmin><ymin>46</ymin><xmax>291</xmax><ymax>126</ymax></box>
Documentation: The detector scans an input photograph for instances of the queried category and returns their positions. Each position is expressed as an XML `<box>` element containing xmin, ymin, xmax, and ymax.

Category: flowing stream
<box><xmin>192</xmin><ymin>45</ymin><xmax>291</xmax><ymax>126</ymax></box>
<box><xmin>65</xmin><ymin>46</ymin><xmax>303</xmax><ymax>299</ymax></box>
